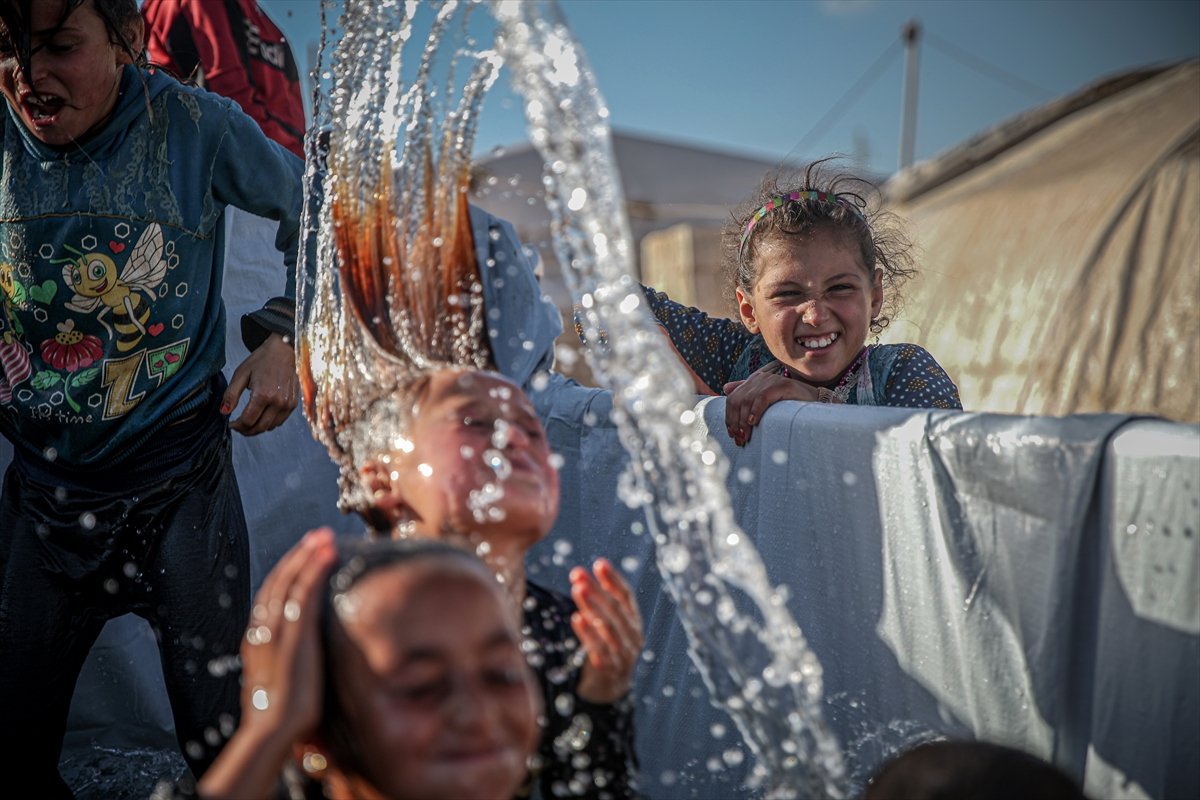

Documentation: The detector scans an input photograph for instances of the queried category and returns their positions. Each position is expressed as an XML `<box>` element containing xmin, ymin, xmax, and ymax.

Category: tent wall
<box><xmin>883</xmin><ymin>62</ymin><xmax>1200</xmax><ymax>422</ymax></box>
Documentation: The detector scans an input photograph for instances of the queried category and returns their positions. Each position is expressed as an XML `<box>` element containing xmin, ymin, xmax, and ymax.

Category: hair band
<box><xmin>739</xmin><ymin>191</ymin><xmax>867</xmax><ymax>256</ymax></box>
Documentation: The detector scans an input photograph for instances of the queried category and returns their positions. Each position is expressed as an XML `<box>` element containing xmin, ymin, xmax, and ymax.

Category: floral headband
<box><xmin>738</xmin><ymin>191</ymin><xmax>868</xmax><ymax>256</ymax></box>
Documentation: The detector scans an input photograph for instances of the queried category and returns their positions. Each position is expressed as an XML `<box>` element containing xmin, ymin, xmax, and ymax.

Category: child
<box><xmin>643</xmin><ymin>161</ymin><xmax>961</xmax><ymax>446</ymax></box>
<box><xmin>0</xmin><ymin>0</ymin><xmax>303</xmax><ymax>792</ymax></box>
<box><xmin>346</xmin><ymin>368</ymin><xmax>642</xmax><ymax>799</ymax></box>
<box><xmin>860</xmin><ymin>740</ymin><xmax>1088</xmax><ymax>800</ymax></box>
<box><xmin>177</xmin><ymin>531</ymin><xmax>543</xmax><ymax>800</ymax></box>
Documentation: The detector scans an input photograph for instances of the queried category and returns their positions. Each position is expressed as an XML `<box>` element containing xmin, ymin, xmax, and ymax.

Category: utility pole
<box><xmin>899</xmin><ymin>19</ymin><xmax>921</xmax><ymax>171</ymax></box>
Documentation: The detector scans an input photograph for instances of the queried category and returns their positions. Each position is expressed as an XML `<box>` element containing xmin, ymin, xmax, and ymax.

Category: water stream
<box><xmin>489</xmin><ymin>3</ymin><xmax>845</xmax><ymax>796</ymax></box>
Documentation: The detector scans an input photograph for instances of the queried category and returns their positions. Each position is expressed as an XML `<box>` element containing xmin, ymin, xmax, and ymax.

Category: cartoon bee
<box><xmin>61</xmin><ymin>224</ymin><xmax>169</xmax><ymax>352</ymax></box>
<box><xmin>1</xmin><ymin>261</ymin><xmax>26</xmax><ymax>343</ymax></box>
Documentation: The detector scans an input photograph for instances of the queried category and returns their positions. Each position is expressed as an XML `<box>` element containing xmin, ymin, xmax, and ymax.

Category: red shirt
<box><xmin>143</xmin><ymin>0</ymin><xmax>306</xmax><ymax>158</ymax></box>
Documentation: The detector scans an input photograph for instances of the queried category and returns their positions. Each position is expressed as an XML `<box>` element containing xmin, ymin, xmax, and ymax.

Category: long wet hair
<box><xmin>727</xmin><ymin>158</ymin><xmax>917</xmax><ymax>335</ymax></box>
<box><xmin>297</xmin><ymin>4</ymin><xmax>509</xmax><ymax>527</ymax></box>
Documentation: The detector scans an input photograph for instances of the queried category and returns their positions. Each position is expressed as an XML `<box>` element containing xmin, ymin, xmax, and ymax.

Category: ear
<box><xmin>870</xmin><ymin>270</ymin><xmax>884</xmax><ymax>319</ymax></box>
<box><xmin>358</xmin><ymin>459</ymin><xmax>417</xmax><ymax>531</ymax></box>
<box><xmin>115</xmin><ymin>16</ymin><xmax>145</xmax><ymax>66</ymax></box>
<box><xmin>735</xmin><ymin>286</ymin><xmax>760</xmax><ymax>335</ymax></box>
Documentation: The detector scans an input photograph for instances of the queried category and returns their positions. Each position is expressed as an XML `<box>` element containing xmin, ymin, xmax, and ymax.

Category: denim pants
<box><xmin>0</xmin><ymin>401</ymin><xmax>251</xmax><ymax>798</ymax></box>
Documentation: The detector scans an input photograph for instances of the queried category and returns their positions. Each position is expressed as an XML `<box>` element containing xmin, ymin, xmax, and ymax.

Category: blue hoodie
<box><xmin>0</xmin><ymin>65</ymin><xmax>303</xmax><ymax>468</ymax></box>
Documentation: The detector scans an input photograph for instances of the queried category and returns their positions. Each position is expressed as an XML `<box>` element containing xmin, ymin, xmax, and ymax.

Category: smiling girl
<box><xmin>644</xmin><ymin>161</ymin><xmax>961</xmax><ymax>445</ymax></box>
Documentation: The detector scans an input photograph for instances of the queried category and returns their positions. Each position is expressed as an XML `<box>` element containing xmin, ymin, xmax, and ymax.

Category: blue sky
<box><xmin>258</xmin><ymin>0</ymin><xmax>1198</xmax><ymax>175</ymax></box>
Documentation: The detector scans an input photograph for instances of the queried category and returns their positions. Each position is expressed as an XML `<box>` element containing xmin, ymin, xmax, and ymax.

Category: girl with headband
<box><xmin>643</xmin><ymin>160</ymin><xmax>961</xmax><ymax>446</ymax></box>
<box><xmin>184</xmin><ymin>532</ymin><xmax>544</xmax><ymax>800</ymax></box>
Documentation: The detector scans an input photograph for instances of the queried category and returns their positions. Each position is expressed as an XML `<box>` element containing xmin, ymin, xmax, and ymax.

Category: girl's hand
<box><xmin>199</xmin><ymin>528</ymin><xmax>337</xmax><ymax>800</ymax></box>
<box><xmin>722</xmin><ymin>360</ymin><xmax>823</xmax><ymax>446</ymax></box>
<box><xmin>223</xmin><ymin>332</ymin><xmax>298</xmax><ymax>436</ymax></box>
<box><xmin>570</xmin><ymin>558</ymin><xmax>644</xmax><ymax>705</ymax></box>
<box><xmin>239</xmin><ymin>527</ymin><xmax>336</xmax><ymax>745</ymax></box>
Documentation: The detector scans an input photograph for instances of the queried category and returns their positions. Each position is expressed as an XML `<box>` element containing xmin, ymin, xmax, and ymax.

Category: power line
<box><xmin>924</xmin><ymin>31</ymin><xmax>1054</xmax><ymax>102</ymax></box>
<box><xmin>784</xmin><ymin>38</ymin><xmax>903</xmax><ymax>163</ymax></box>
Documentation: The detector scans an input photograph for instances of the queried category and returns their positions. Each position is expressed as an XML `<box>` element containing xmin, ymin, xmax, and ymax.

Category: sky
<box><xmin>256</xmin><ymin>0</ymin><xmax>1199</xmax><ymax>176</ymax></box>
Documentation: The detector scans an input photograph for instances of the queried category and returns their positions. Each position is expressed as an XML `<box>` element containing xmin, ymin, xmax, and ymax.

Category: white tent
<box><xmin>883</xmin><ymin>62</ymin><xmax>1200</xmax><ymax>422</ymax></box>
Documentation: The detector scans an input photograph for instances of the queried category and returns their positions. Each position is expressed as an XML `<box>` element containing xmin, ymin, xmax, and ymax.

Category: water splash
<box><xmin>491</xmin><ymin>2</ymin><xmax>845</xmax><ymax>796</ymax></box>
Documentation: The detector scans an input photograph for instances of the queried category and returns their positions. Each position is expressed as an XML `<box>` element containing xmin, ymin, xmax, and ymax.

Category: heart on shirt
<box><xmin>27</xmin><ymin>280</ymin><xmax>57</xmax><ymax>305</ymax></box>
<box><xmin>109</xmin><ymin>241</ymin><xmax>126</xmax><ymax>254</ymax></box>
<box><xmin>147</xmin><ymin>322</ymin><xmax>164</xmax><ymax>337</ymax></box>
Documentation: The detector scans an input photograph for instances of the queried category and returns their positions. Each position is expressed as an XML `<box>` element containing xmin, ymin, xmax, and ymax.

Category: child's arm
<box><xmin>568</xmin><ymin>559</ymin><xmax>643</xmax><ymax>796</ymax></box>
<box><xmin>721</xmin><ymin>359</ymin><xmax>833</xmax><ymax>446</ymax></box>
<box><xmin>209</xmin><ymin>102</ymin><xmax>307</xmax><ymax>434</ymax></box>
<box><xmin>197</xmin><ymin>528</ymin><xmax>337</xmax><ymax>800</ymax></box>
<box><xmin>642</xmin><ymin>285</ymin><xmax>754</xmax><ymax>395</ymax></box>
<box><xmin>880</xmin><ymin>345</ymin><xmax>963</xmax><ymax>410</ymax></box>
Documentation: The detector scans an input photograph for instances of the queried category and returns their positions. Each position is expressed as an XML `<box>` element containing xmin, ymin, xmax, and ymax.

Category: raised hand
<box><xmin>570</xmin><ymin>558</ymin><xmax>644</xmax><ymax>705</ymax></box>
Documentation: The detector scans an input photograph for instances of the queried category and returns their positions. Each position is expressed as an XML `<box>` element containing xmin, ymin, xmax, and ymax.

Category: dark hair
<box><xmin>316</xmin><ymin>537</ymin><xmax>492</xmax><ymax>783</ymax></box>
<box><xmin>725</xmin><ymin>158</ymin><xmax>916</xmax><ymax>335</ymax></box>
<box><xmin>860</xmin><ymin>740</ymin><xmax>1089</xmax><ymax>800</ymax></box>
<box><xmin>0</xmin><ymin>0</ymin><xmax>145</xmax><ymax>77</ymax></box>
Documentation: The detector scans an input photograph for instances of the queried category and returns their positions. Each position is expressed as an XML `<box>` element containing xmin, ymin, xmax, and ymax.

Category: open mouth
<box><xmin>796</xmin><ymin>331</ymin><xmax>840</xmax><ymax>351</ymax></box>
<box><xmin>23</xmin><ymin>93</ymin><xmax>66</xmax><ymax>125</ymax></box>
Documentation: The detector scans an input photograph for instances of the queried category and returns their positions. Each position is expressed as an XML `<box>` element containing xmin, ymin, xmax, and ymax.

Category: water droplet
<box><xmin>484</xmin><ymin>449</ymin><xmax>512</xmax><ymax>481</ymax></box>
<box><xmin>771</xmin><ymin>450</ymin><xmax>788</xmax><ymax>465</ymax></box>
<box><xmin>79</xmin><ymin>512</ymin><xmax>97</xmax><ymax>530</ymax></box>
<box><xmin>842</xmin><ymin>471</ymin><xmax>858</xmax><ymax>486</ymax></box>
<box><xmin>710</xmin><ymin>722</ymin><xmax>726</xmax><ymax>738</ymax></box>
<box><xmin>660</xmin><ymin>544</ymin><xmax>690</xmax><ymax>573</ymax></box>
<box><xmin>723</xmin><ymin>747</ymin><xmax>744</xmax><ymax>766</ymax></box>
<box><xmin>103</xmin><ymin>578</ymin><xmax>119</xmax><ymax>594</ymax></box>
<box><xmin>620</xmin><ymin>556</ymin><xmax>639</xmax><ymax>573</ymax></box>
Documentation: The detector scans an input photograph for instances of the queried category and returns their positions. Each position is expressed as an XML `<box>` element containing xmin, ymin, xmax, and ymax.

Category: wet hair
<box><xmin>316</xmin><ymin>537</ymin><xmax>496</xmax><ymax>785</ymax></box>
<box><xmin>726</xmin><ymin>158</ymin><xmax>916</xmax><ymax>335</ymax></box>
<box><xmin>0</xmin><ymin>0</ymin><xmax>146</xmax><ymax>76</ymax></box>
<box><xmin>860</xmin><ymin>740</ymin><xmax>1088</xmax><ymax>800</ymax></box>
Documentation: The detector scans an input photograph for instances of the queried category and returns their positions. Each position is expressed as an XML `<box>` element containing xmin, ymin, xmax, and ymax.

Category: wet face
<box><xmin>0</xmin><ymin>0</ymin><xmax>139</xmax><ymax>148</ymax></box>
<box><xmin>327</xmin><ymin>561</ymin><xmax>540</xmax><ymax>800</ymax></box>
<box><xmin>737</xmin><ymin>227</ymin><xmax>883</xmax><ymax>387</ymax></box>
<box><xmin>369</xmin><ymin>370</ymin><xmax>560</xmax><ymax>547</ymax></box>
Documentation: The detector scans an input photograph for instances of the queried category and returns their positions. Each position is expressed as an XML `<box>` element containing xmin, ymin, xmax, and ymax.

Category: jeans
<box><xmin>0</xmin><ymin>399</ymin><xmax>250</xmax><ymax>798</ymax></box>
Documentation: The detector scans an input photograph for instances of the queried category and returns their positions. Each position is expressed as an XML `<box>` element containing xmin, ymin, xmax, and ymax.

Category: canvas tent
<box><xmin>883</xmin><ymin>61</ymin><xmax>1200</xmax><ymax>423</ymax></box>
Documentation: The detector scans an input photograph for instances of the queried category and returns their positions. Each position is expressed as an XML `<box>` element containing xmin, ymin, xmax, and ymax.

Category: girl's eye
<box><xmin>486</xmin><ymin>667</ymin><xmax>525</xmax><ymax>687</ymax></box>
<box><xmin>401</xmin><ymin>680</ymin><xmax>448</xmax><ymax>703</ymax></box>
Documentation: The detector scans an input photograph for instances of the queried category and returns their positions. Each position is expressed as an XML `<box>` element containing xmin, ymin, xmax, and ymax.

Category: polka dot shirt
<box><xmin>641</xmin><ymin>285</ymin><xmax>962</xmax><ymax>409</ymax></box>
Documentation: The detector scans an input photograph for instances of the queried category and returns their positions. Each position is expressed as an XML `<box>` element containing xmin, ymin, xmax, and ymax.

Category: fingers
<box><xmin>724</xmin><ymin>372</ymin><xmax>820</xmax><ymax>446</ymax></box>
<box><xmin>230</xmin><ymin>374</ymin><xmax>298</xmax><ymax>435</ymax></box>
<box><xmin>569</xmin><ymin>561</ymin><xmax>642</xmax><ymax>680</ymax></box>
<box><xmin>247</xmin><ymin>528</ymin><xmax>335</xmax><ymax>652</ymax></box>
<box><xmin>242</xmin><ymin>529</ymin><xmax>337</xmax><ymax>737</ymax></box>
<box><xmin>221</xmin><ymin>361</ymin><xmax>249</xmax><ymax>418</ymax></box>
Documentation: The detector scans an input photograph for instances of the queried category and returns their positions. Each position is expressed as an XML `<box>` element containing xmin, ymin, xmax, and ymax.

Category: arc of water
<box><xmin>490</xmin><ymin>2</ymin><xmax>847</xmax><ymax>797</ymax></box>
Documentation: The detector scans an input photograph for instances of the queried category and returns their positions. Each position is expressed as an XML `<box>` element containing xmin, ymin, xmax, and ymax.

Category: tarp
<box><xmin>4</xmin><ymin>377</ymin><xmax>1195</xmax><ymax>798</ymax></box>
<box><xmin>531</xmin><ymin>381</ymin><xmax>1200</xmax><ymax>800</ymax></box>
<box><xmin>882</xmin><ymin>61</ymin><xmax>1200</xmax><ymax>423</ymax></box>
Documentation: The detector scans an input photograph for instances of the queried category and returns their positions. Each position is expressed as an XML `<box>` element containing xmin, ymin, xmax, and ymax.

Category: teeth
<box><xmin>799</xmin><ymin>332</ymin><xmax>838</xmax><ymax>349</ymax></box>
